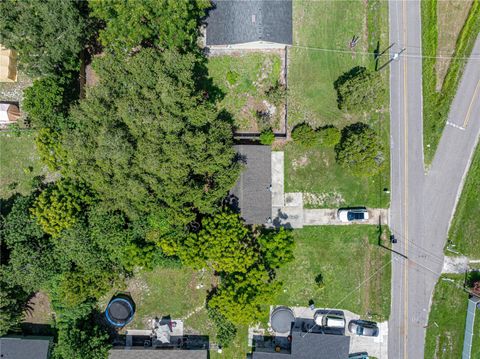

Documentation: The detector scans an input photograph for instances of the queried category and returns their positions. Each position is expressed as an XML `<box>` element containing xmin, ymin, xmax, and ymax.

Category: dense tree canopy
<box><xmin>179</xmin><ymin>211</ymin><xmax>257</xmax><ymax>273</ymax></box>
<box><xmin>0</xmin><ymin>0</ymin><xmax>87</xmax><ymax>76</ymax></box>
<box><xmin>64</xmin><ymin>48</ymin><xmax>240</xmax><ymax>226</ymax></box>
<box><xmin>30</xmin><ymin>180</ymin><xmax>93</xmax><ymax>237</ymax></box>
<box><xmin>53</xmin><ymin>311</ymin><xmax>111</xmax><ymax>359</ymax></box>
<box><xmin>0</xmin><ymin>269</ymin><xmax>30</xmax><ymax>336</ymax></box>
<box><xmin>335</xmin><ymin>123</ymin><xmax>385</xmax><ymax>177</ymax></box>
<box><xmin>89</xmin><ymin>0</ymin><xmax>210</xmax><ymax>51</ymax></box>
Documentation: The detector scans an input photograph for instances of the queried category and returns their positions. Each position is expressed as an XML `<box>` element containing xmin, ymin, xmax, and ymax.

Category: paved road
<box><xmin>388</xmin><ymin>0</ymin><xmax>480</xmax><ymax>357</ymax></box>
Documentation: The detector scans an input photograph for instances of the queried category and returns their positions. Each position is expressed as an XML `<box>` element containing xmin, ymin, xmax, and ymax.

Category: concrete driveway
<box><xmin>291</xmin><ymin>307</ymin><xmax>388</xmax><ymax>358</ymax></box>
<box><xmin>303</xmin><ymin>208</ymin><xmax>389</xmax><ymax>226</ymax></box>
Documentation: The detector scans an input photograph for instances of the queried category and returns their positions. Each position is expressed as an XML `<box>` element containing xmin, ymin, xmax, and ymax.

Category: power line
<box><xmin>290</xmin><ymin>44</ymin><xmax>480</xmax><ymax>61</ymax></box>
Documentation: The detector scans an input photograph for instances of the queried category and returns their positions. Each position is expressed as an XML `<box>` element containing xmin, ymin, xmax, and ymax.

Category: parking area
<box><xmin>291</xmin><ymin>307</ymin><xmax>388</xmax><ymax>358</ymax></box>
<box><xmin>303</xmin><ymin>208</ymin><xmax>389</xmax><ymax>226</ymax></box>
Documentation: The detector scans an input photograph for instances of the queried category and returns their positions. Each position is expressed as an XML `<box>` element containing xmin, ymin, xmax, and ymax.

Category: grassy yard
<box><xmin>100</xmin><ymin>264</ymin><xmax>249</xmax><ymax>359</ymax></box>
<box><xmin>424</xmin><ymin>274</ymin><xmax>480</xmax><ymax>359</ymax></box>
<box><xmin>0</xmin><ymin>131</ymin><xmax>50</xmax><ymax>200</ymax></box>
<box><xmin>448</xmin><ymin>142</ymin><xmax>480</xmax><ymax>258</ymax></box>
<box><xmin>275</xmin><ymin>225</ymin><xmax>391</xmax><ymax>321</ymax></box>
<box><xmin>207</xmin><ymin>52</ymin><xmax>284</xmax><ymax>132</ymax></box>
<box><xmin>422</xmin><ymin>0</ymin><xmax>480</xmax><ymax>165</ymax></box>
<box><xmin>284</xmin><ymin>0</ymin><xmax>390</xmax><ymax>208</ymax></box>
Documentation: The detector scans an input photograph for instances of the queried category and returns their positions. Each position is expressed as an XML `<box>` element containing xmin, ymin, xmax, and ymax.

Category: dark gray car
<box><xmin>348</xmin><ymin>320</ymin><xmax>379</xmax><ymax>337</ymax></box>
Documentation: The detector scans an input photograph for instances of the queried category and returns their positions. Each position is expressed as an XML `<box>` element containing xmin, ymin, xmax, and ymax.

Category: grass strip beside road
<box><xmin>422</xmin><ymin>0</ymin><xmax>480</xmax><ymax>165</ymax></box>
<box><xmin>448</xmin><ymin>142</ymin><xmax>480</xmax><ymax>258</ymax></box>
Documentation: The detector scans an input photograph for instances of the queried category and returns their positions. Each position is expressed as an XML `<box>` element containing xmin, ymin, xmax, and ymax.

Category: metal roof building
<box><xmin>205</xmin><ymin>0</ymin><xmax>292</xmax><ymax>48</ymax></box>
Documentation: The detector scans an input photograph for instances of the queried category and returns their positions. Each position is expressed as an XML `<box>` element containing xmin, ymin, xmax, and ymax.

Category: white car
<box><xmin>314</xmin><ymin>313</ymin><xmax>345</xmax><ymax>329</ymax></box>
<box><xmin>338</xmin><ymin>208</ymin><xmax>369</xmax><ymax>222</ymax></box>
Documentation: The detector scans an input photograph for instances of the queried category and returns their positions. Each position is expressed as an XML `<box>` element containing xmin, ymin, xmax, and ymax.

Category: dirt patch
<box><xmin>291</xmin><ymin>154</ymin><xmax>310</xmax><ymax>170</ymax></box>
<box><xmin>303</xmin><ymin>192</ymin><xmax>345</xmax><ymax>207</ymax></box>
<box><xmin>436</xmin><ymin>0</ymin><xmax>474</xmax><ymax>90</ymax></box>
<box><xmin>24</xmin><ymin>292</ymin><xmax>53</xmax><ymax>324</ymax></box>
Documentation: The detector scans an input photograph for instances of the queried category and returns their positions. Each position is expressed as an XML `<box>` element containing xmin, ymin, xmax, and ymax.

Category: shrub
<box><xmin>335</xmin><ymin>66</ymin><xmax>385</xmax><ymax>112</ymax></box>
<box><xmin>226</xmin><ymin>70</ymin><xmax>239</xmax><ymax>85</ymax></box>
<box><xmin>335</xmin><ymin>123</ymin><xmax>384</xmax><ymax>177</ymax></box>
<box><xmin>265</xmin><ymin>81</ymin><xmax>286</xmax><ymax>106</ymax></box>
<box><xmin>318</xmin><ymin>126</ymin><xmax>341</xmax><ymax>147</ymax></box>
<box><xmin>291</xmin><ymin>123</ymin><xmax>317</xmax><ymax>147</ymax></box>
<box><xmin>259</xmin><ymin>128</ymin><xmax>275</xmax><ymax>145</ymax></box>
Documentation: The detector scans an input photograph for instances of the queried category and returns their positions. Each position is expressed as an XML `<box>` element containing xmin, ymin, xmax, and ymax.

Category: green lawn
<box><xmin>207</xmin><ymin>53</ymin><xmax>284</xmax><ymax>132</ymax></box>
<box><xmin>276</xmin><ymin>225</ymin><xmax>391</xmax><ymax>321</ymax></box>
<box><xmin>0</xmin><ymin>131</ymin><xmax>49</xmax><ymax>200</ymax></box>
<box><xmin>424</xmin><ymin>274</ymin><xmax>480</xmax><ymax>359</ymax></box>
<box><xmin>285</xmin><ymin>0</ymin><xmax>390</xmax><ymax>208</ymax></box>
<box><xmin>447</xmin><ymin>142</ymin><xmax>480</xmax><ymax>258</ymax></box>
<box><xmin>100</xmin><ymin>264</ymin><xmax>250</xmax><ymax>359</ymax></box>
<box><xmin>422</xmin><ymin>0</ymin><xmax>480</xmax><ymax>165</ymax></box>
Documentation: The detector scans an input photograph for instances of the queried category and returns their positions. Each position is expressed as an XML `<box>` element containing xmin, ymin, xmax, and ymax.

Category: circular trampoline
<box><xmin>105</xmin><ymin>297</ymin><xmax>135</xmax><ymax>327</ymax></box>
<box><xmin>270</xmin><ymin>306</ymin><xmax>295</xmax><ymax>334</ymax></box>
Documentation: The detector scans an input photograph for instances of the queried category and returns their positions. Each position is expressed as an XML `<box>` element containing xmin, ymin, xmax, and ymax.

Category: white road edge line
<box><xmin>445</xmin><ymin>121</ymin><xmax>466</xmax><ymax>131</ymax></box>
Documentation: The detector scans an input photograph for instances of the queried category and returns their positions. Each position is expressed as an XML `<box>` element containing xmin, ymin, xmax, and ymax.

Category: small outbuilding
<box><xmin>0</xmin><ymin>103</ymin><xmax>20</xmax><ymax>124</ymax></box>
<box><xmin>205</xmin><ymin>0</ymin><xmax>292</xmax><ymax>49</ymax></box>
<box><xmin>0</xmin><ymin>44</ymin><xmax>18</xmax><ymax>82</ymax></box>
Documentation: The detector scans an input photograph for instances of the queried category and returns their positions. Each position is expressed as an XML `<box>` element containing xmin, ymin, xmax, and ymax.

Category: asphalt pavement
<box><xmin>388</xmin><ymin>1</ymin><xmax>480</xmax><ymax>357</ymax></box>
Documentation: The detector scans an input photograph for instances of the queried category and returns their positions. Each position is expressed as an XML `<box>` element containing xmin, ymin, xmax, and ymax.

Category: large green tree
<box><xmin>64</xmin><ymin>48</ymin><xmax>239</xmax><ymax>226</ymax></box>
<box><xmin>0</xmin><ymin>0</ymin><xmax>87</xmax><ymax>76</ymax></box>
<box><xmin>335</xmin><ymin>123</ymin><xmax>385</xmax><ymax>177</ymax></box>
<box><xmin>30</xmin><ymin>180</ymin><xmax>94</xmax><ymax>237</ymax></box>
<box><xmin>89</xmin><ymin>0</ymin><xmax>210</xmax><ymax>51</ymax></box>
<box><xmin>178</xmin><ymin>211</ymin><xmax>257</xmax><ymax>273</ymax></box>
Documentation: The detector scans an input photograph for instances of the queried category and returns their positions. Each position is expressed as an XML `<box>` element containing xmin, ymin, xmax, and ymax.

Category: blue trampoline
<box><xmin>105</xmin><ymin>297</ymin><xmax>134</xmax><ymax>327</ymax></box>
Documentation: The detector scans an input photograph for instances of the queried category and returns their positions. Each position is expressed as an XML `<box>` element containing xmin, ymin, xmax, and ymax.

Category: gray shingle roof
<box><xmin>108</xmin><ymin>349</ymin><xmax>208</xmax><ymax>359</ymax></box>
<box><xmin>206</xmin><ymin>0</ymin><xmax>292</xmax><ymax>45</ymax></box>
<box><xmin>0</xmin><ymin>336</ymin><xmax>52</xmax><ymax>359</ymax></box>
<box><xmin>290</xmin><ymin>331</ymin><xmax>350</xmax><ymax>359</ymax></box>
<box><xmin>230</xmin><ymin>145</ymin><xmax>272</xmax><ymax>225</ymax></box>
<box><xmin>252</xmin><ymin>319</ymin><xmax>351</xmax><ymax>359</ymax></box>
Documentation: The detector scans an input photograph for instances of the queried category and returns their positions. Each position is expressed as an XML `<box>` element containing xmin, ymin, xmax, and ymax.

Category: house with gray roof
<box><xmin>109</xmin><ymin>349</ymin><xmax>207</xmax><ymax>359</ymax></box>
<box><xmin>205</xmin><ymin>0</ymin><xmax>292</xmax><ymax>49</ymax></box>
<box><xmin>251</xmin><ymin>318</ymin><xmax>351</xmax><ymax>359</ymax></box>
<box><xmin>0</xmin><ymin>336</ymin><xmax>52</xmax><ymax>359</ymax></box>
<box><xmin>229</xmin><ymin>145</ymin><xmax>272</xmax><ymax>225</ymax></box>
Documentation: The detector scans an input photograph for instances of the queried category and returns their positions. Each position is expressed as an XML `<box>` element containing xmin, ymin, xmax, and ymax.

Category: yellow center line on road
<box><xmin>463</xmin><ymin>79</ymin><xmax>480</xmax><ymax>128</ymax></box>
<box><xmin>402</xmin><ymin>0</ymin><xmax>409</xmax><ymax>358</ymax></box>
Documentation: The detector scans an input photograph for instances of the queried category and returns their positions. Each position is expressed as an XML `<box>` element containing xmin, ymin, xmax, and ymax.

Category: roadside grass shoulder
<box><xmin>424</xmin><ymin>274</ymin><xmax>479</xmax><ymax>359</ymax></box>
<box><xmin>422</xmin><ymin>0</ymin><xmax>480</xmax><ymax>165</ymax></box>
<box><xmin>275</xmin><ymin>225</ymin><xmax>391</xmax><ymax>321</ymax></box>
<box><xmin>0</xmin><ymin>131</ymin><xmax>49</xmax><ymax>199</ymax></box>
<box><xmin>285</xmin><ymin>0</ymin><xmax>390</xmax><ymax>208</ymax></box>
<box><xmin>448</xmin><ymin>142</ymin><xmax>480</xmax><ymax>258</ymax></box>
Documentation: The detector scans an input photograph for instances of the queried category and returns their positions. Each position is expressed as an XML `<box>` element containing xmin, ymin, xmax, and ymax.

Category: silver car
<box><xmin>348</xmin><ymin>320</ymin><xmax>379</xmax><ymax>337</ymax></box>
